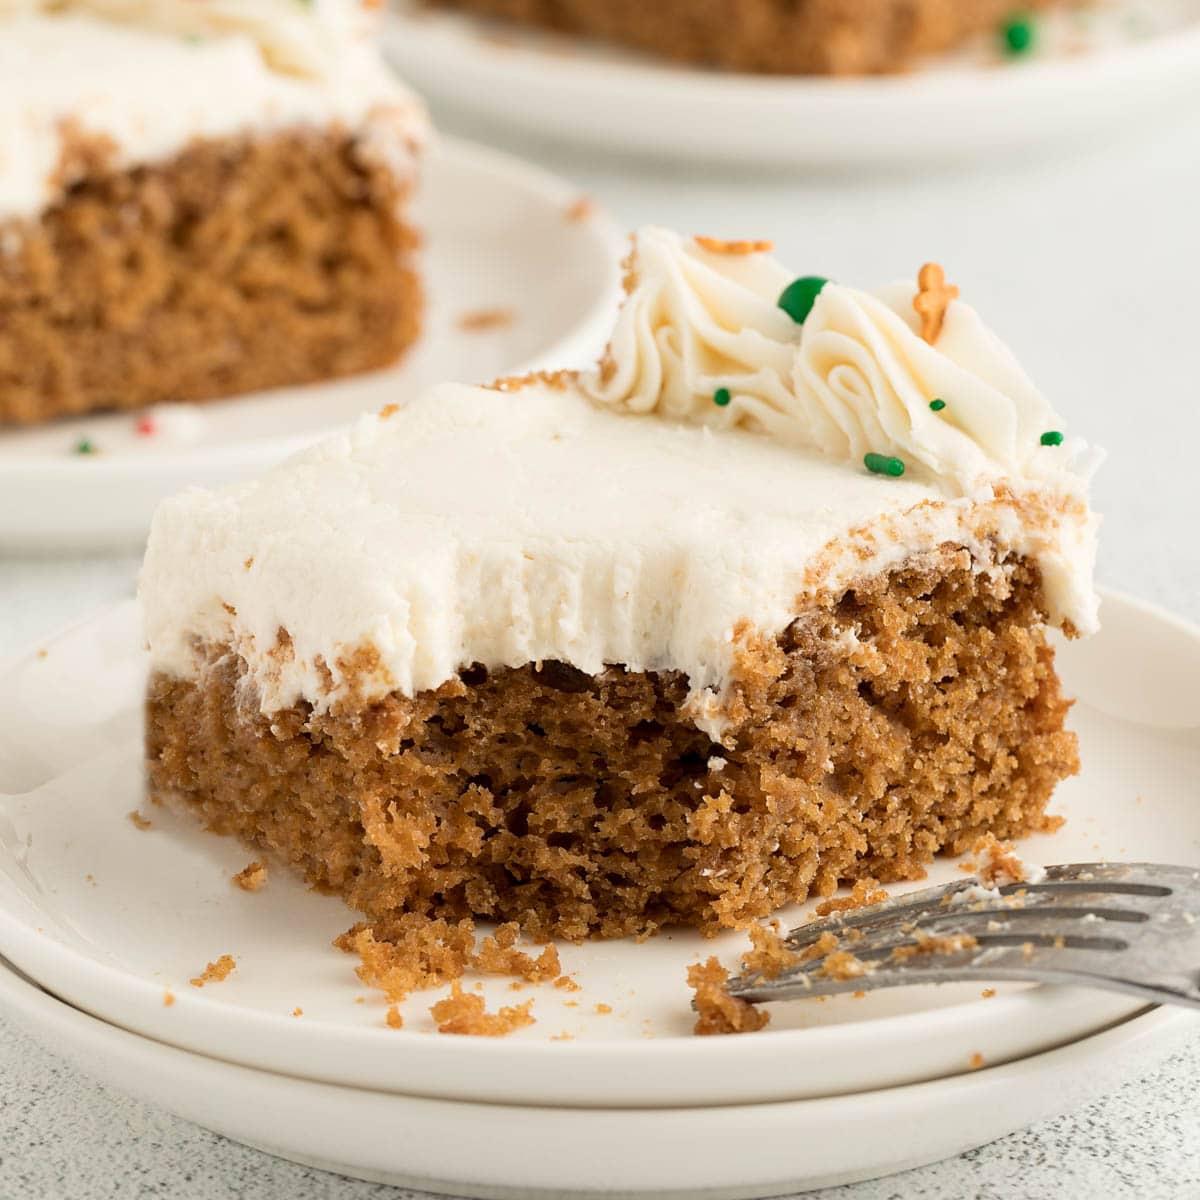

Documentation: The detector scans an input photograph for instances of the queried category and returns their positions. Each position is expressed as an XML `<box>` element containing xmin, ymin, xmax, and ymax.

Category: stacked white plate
<box><xmin>383</xmin><ymin>0</ymin><xmax>1200</xmax><ymax>167</ymax></box>
<box><xmin>0</xmin><ymin>589</ymin><xmax>1197</xmax><ymax>1197</ymax></box>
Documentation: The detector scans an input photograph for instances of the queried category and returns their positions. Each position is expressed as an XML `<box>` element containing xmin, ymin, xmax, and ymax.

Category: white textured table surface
<box><xmin>2</xmin><ymin>96</ymin><xmax>1200</xmax><ymax>1199</ymax></box>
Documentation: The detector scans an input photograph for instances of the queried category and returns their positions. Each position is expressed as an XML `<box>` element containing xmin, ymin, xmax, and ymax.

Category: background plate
<box><xmin>0</xmin><ymin>591</ymin><xmax>1195</xmax><ymax>1106</ymax></box>
<box><xmin>0</xmin><ymin>136</ymin><xmax>623</xmax><ymax>552</ymax></box>
<box><xmin>384</xmin><ymin>1</ymin><xmax>1200</xmax><ymax>166</ymax></box>
<box><xmin>0</xmin><ymin>957</ymin><xmax>1193</xmax><ymax>1199</ymax></box>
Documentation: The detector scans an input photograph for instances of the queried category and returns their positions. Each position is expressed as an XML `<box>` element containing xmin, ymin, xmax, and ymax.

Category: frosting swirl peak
<box><xmin>583</xmin><ymin>228</ymin><xmax>1100</xmax><ymax>502</ymax></box>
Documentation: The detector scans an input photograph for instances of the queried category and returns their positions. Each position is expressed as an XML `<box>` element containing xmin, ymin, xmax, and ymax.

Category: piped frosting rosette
<box><xmin>584</xmin><ymin>227</ymin><xmax>1101</xmax><ymax>501</ymax></box>
<box><xmin>794</xmin><ymin>281</ymin><xmax>1100</xmax><ymax>500</ymax></box>
<box><xmin>584</xmin><ymin>227</ymin><xmax>805</xmax><ymax>433</ymax></box>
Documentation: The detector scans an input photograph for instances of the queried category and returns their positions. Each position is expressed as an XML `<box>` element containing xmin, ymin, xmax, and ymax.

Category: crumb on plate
<box><xmin>233</xmin><ymin>860</ymin><xmax>268</xmax><ymax>892</ymax></box>
<box><xmin>430</xmin><ymin>982</ymin><xmax>535</xmax><ymax>1037</ymax></box>
<box><xmin>190</xmin><ymin>954</ymin><xmax>236</xmax><ymax>988</ymax></box>
<box><xmin>687</xmin><ymin>956</ymin><xmax>769</xmax><ymax>1036</ymax></box>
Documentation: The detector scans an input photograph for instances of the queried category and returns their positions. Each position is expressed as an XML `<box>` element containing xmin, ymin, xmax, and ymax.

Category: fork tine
<box><xmin>726</xmin><ymin>862</ymin><xmax>1200</xmax><ymax>1009</ymax></box>
<box><xmin>783</xmin><ymin>862</ymin><xmax>1188</xmax><ymax>952</ymax></box>
<box><xmin>782</xmin><ymin>878</ymin><xmax>993</xmax><ymax>950</ymax></box>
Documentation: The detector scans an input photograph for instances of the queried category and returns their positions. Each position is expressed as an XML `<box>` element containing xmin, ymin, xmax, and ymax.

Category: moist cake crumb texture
<box><xmin>473</xmin><ymin>922</ymin><xmax>562</xmax><ymax>982</ymax></box>
<box><xmin>814</xmin><ymin>878</ymin><xmax>890</xmax><ymax>917</ymax></box>
<box><xmin>0</xmin><ymin>130</ymin><xmax>421</xmax><ymax>426</ymax></box>
<box><xmin>335</xmin><ymin>914</ymin><xmax>476</xmax><ymax>1003</ymax></box>
<box><xmin>148</xmin><ymin>549</ymin><xmax>1079</xmax><ymax>941</ymax></box>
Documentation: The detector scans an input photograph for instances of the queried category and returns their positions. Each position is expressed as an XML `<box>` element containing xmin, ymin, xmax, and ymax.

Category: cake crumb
<box><xmin>190</xmin><ymin>954</ymin><xmax>236</xmax><ymax>988</ymax></box>
<box><xmin>891</xmin><ymin>933</ymin><xmax>978</xmax><ymax>963</ymax></box>
<box><xmin>163</xmin><ymin>990</ymin><xmax>175</xmax><ymax>1007</ymax></box>
<box><xmin>687</xmin><ymin>957</ymin><xmax>769</xmax><ymax>1036</ymax></box>
<box><xmin>472</xmin><ymin>922</ymin><xmax>561</xmax><ymax>982</ymax></box>
<box><xmin>553</xmin><ymin>975</ymin><xmax>581</xmax><ymax>992</ymax></box>
<box><xmin>565</xmin><ymin>196</ymin><xmax>594</xmax><ymax>222</ymax></box>
<box><xmin>354</xmin><ymin>996</ymin><xmax>365</xmax><ymax>1004</ymax></box>
<box><xmin>819</xmin><ymin>949</ymin><xmax>870</xmax><ymax>980</ymax></box>
<box><xmin>386</xmin><ymin>1005</ymin><xmax>404</xmax><ymax>1029</ymax></box>
<box><xmin>741</xmin><ymin>922</ymin><xmax>799</xmax><ymax>980</ymax></box>
<box><xmin>457</xmin><ymin>307</ymin><xmax>515</xmax><ymax>333</ymax></box>
<box><xmin>594</xmin><ymin>1003</ymin><xmax>612</xmax><ymax>1015</ymax></box>
<box><xmin>551</xmin><ymin>1031</ymin><xmax>574</xmax><ymax>1041</ymax></box>
<box><xmin>430</xmin><ymin>982</ymin><xmax>535</xmax><ymax>1037</ymax></box>
<box><xmin>292</xmin><ymin>1007</ymin><xmax>303</xmax><ymax>1017</ymax></box>
<box><xmin>968</xmin><ymin>834</ymin><xmax>1045</xmax><ymax>887</ymax></box>
<box><xmin>232</xmin><ymin>860</ymin><xmax>268</xmax><ymax>892</ymax></box>
<box><xmin>969</xmin><ymin>1051</ymin><xmax>986</xmax><ymax>1070</ymax></box>
<box><xmin>379</xmin><ymin>403</ymin><xmax>399</xmax><ymax>419</ymax></box>
<box><xmin>335</xmin><ymin>914</ymin><xmax>475</xmax><ymax>1003</ymax></box>
<box><xmin>127</xmin><ymin>810</ymin><xmax>153</xmax><ymax>831</ymax></box>
<box><xmin>814</xmin><ymin>878</ymin><xmax>888</xmax><ymax>916</ymax></box>
<box><xmin>799</xmin><ymin>930</ymin><xmax>841</xmax><ymax>962</ymax></box>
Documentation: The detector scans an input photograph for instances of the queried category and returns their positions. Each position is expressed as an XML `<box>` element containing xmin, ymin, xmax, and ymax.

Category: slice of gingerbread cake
<box><xmin>424</xmin><ymin>0</ymin><xmax>1077</xmax><ymax>75</ymax></box>
<box><xmin>142</xmin><ymin>227</ymin><xmax>1101</xmax><ymax>942</ymax></box>
<box><xmin>0</xmin><ymin>1</ymin><xmax>427</xmax><ymax>427</ymax></box>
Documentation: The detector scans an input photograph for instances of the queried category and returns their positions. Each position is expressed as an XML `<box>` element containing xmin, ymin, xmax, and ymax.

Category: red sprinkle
<box><xmin>135</xmin><ymin>415</ymin><xmax>157</xmax><ymax>437</ymax></box>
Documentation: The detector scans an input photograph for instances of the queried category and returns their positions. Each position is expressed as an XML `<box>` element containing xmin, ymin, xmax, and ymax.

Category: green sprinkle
<box><xmin>713</xmin><ymin>387</ymin><xmax>732</xmax><ymax>408</ymax></box>
<box><xmin>74</xmin><ymin>436</ymin><xmax>96</xmax><ymax>455</ymax></box>
<box><xmin>929</xmin><ymin>398</ymin><xmax>946</xmax><ymax>412</ymax></box>
<box><xmin>864</xmin><ymin>453</ymin><xmax>905</xmax><ymax>478</ymax></box>
<box><xmin>777</xmin><ymin>276</ymin><xmax>829</xmax><ymax>324</ymax></box>
<box><xmin>1001</xmin><ymin>14</ymin><xmax>1036</xmax><ymax>55</ymax></box>
<box><xmin>1040</xmin><ymin>430</ymin><xmax>1064</xmax><ymax>446</ymax></box>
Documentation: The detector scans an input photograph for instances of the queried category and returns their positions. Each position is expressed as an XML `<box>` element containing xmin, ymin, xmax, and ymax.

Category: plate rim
<box><xmin>0</xmin><ymin>585</ymin><xmax>1192</xmax><ymax>1106</ymax></box>
<box><xmin>385</xmin><ymin>5</ymin><xmax>1200</xmax><ymax>101</ymax></box>
<box><xmin>382</xmin><ymin>5</ymin><xmax>1200</xmax><ymax>166</ymax></box>
<box><xmin>0</xmin><ymin>950</ymin><xmax>1194</xmax><ymax>1200</ymax></box>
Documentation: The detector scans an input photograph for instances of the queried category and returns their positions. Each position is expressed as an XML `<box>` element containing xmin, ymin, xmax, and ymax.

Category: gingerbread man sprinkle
<box><xmin>913</xmin><ymin>263</ymin><xmax>959</xmax><ymax>344</ymax></box>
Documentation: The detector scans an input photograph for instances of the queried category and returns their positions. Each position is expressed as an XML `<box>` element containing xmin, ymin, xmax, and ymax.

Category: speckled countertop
<box><xmin>0</xmin><ymin>1011</ymin><xmax>1197</xmax><ymax>1199</ymax></box>
<box><xmin>3</xmin><ymin>49</ymin><xmax>1200</xmax><ymax>1200</ymax></box>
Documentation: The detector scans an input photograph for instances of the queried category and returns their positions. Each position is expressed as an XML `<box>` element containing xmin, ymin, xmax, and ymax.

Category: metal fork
<box><xmin>726</xmin><ymin>863</ymin><xmax>1200</xmax><ymax>1010</ymax></box>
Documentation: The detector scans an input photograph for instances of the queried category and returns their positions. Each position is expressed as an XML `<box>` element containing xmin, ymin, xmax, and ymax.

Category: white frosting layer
<box><xmin>0</xmin><ymin>6</ymin><xmax>425</xmax><ymax>222</ymax></box>
<box><xmin>584</xmin><ymin>229</ymin><xmax>1101</xmax><ymax>502</ymax></box>
<box><xmin>141</xmin><ymin>227</ymin><xmax>1101</xmax><ymax>738</ymax></box>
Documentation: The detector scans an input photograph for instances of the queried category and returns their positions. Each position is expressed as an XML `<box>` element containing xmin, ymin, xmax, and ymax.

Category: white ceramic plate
<box><xmin>0</xmin><ymin>591</ymin><xmax>1196</xmax><ymax>1108</ymax></box>
<box><xmin>0</xmin><ymin>136</ymin><xmax>623</xmax><ymax>552</ymax></box>
<box><xmin>0</xmin><ymin>956</ymin><xmax>1194</xmax><ymax>1199</ymax></box>
<box><xmin>383</xmin><ymin>1</ymin><xmax>1200</xmax><ymax>166</ymax></box>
